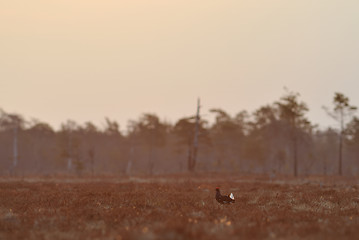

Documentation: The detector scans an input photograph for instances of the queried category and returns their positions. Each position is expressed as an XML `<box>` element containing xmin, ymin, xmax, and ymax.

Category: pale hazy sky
<box><xmin>1</xmin><ymin>0</ymin><xmax>359</xmax><ymax>130</ymax></box>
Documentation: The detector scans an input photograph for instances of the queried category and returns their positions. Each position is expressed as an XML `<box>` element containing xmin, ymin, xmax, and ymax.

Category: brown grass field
<box><xmin>1</xmin><ymin>175</ymin><xmax>359</xmax><ymax>240</ymax></box>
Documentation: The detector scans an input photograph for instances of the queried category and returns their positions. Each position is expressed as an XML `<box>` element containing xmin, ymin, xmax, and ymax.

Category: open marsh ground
<box><xmin>1</xmin><ymin>175</ymin><xmax>359</xmax><ymax>239</ymax></box>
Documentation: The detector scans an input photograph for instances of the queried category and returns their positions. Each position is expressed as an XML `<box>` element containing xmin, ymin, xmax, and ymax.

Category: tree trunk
<box><xmin>148</xmin><ymin>144</ymin><xmax>154</xmax><ymax>175</ymax></box>
<box><xmin>187</xmin><ymin>143</ymin><xmax>194</xmax><ymax>172</ymax></box>
<box><xmin>11</xmin><ymin>125</ymin><xmax>18</xmax><ymax>175</ymax></box>
<box><xmin>187</xmin><ymin>99</ymin><xmax>201</xmax><ymax>172</ymax></box>
<box><xmin>293</xmin><ymin>135</ymin><xmax>298</xmax><ymax>177</ymax></box>
<box><xmin>190</xmin><ymin>98</ymin><xmax>200</xmax><ymax>172</ymax></box>
<box><xmin>291</xmin><ymin>118</ymin><xmax>298</xmax><ymax>177</ymax></box>
<box><xmin>126</xmin><ymin>146</ymin><xmax>134</xmax><ymax>176</ymax></box>
<box><xmin>89</xmin><ymin>147</ymin><xmax>95</xmax><ymax>176</ymax></box>
<box><xmin>339</xmin><ymin>109</ymin><xmax>344</xmax><ymax>176</ymax></box>
<box><xmin>338</xmin><ymin>132</ymin><xmax>343</xmax><ymax>175</ymax></box>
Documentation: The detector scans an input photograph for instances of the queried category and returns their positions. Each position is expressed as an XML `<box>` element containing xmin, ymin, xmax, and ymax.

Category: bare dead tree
<box><xmin>189</xmin><ymin>98</ymin><xmax>201</xmax><ymax>172</ymax></box>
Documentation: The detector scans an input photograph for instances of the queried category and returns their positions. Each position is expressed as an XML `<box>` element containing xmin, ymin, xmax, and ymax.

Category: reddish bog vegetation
<box><xmin>1</xmin><ymin>175</ymin><xmax>359</xmax><ymax>239</ymax></box>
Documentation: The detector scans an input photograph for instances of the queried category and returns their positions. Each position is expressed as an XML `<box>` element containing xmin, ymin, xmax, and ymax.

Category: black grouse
<box><xmin>215</xmin><ymin>187</ymin><xmax>235</xmax><ymax>204</ymax></box>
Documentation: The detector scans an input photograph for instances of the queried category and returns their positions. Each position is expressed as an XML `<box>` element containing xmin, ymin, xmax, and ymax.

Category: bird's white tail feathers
<box><xmin>229</xmin><ymin>193</ymin><xmax>234</xmax><ymax>200</ymax></box>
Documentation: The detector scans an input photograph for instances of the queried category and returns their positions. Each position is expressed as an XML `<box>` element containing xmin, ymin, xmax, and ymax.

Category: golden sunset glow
<box><xmin>1</xmin><ymin>0</ymin><xmax>359</xmax><ymax>129</ymax></box>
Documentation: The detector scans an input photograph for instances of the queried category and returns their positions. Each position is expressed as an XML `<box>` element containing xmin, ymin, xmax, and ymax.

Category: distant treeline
<box><xmin>1</xmin><ymin>90</ymin><xmax>359</xmax><ymax>176</ymax></box>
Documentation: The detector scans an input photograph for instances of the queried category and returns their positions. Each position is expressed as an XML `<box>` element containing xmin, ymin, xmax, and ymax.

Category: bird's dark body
<box><xmin>215</xmin><ymin>188</ymin><xmax>235</xmax><ymax>204</ymax></box>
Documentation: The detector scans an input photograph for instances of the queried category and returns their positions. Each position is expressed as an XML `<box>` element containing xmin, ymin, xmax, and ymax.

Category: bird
<box><xmin>215</xmin><ymin>187</ymin><xmax>235</xmax><ymax>204</ymax></box>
